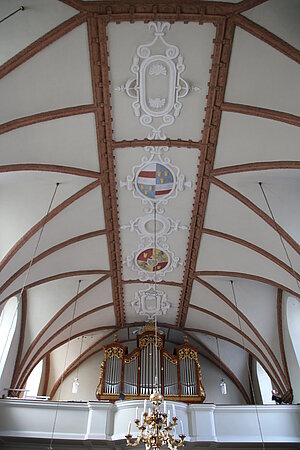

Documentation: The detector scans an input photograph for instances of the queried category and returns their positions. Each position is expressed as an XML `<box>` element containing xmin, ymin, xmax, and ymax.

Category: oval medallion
<box><xmin>136</xmin><ymin>162</ymin><xmax>175</xmax><ymax>200</ymax></box>
<box><xmin>136</xmin><ymin>248</ymin><xmax>169</xmax><ymax>272</ymax></box>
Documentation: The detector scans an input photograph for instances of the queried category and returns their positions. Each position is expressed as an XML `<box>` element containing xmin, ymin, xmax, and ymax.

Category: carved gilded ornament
<box><xmin>116</xmin><ymin>22</ymin><xmax>200</xmax><ymax>140</ymax></box>
<box><xmin>95</xmin><ymin>360</ymin><xmax>105</xmax><ymax>399</ymax></box>
<box><xmin>125</xmin><ymin>352</ymin><xmax>139</xmax><ymax>363</ymax></box>
<box><xmin>139</xmin><ymin>335</ymin><xmax>163</xmax><ymax>349</ymax></box>
<box><xmin>105</xmin><ymin>347</ymin><xmax>124</xmax><ymax>360</ymax></box>
<box><xmin>163</xmin><ymin>353</ymin><xmax>178</xmax><ymax>365</ymax></box>
<box><xmin>178</xmin><ymin>347</ymin><xmax>198</xmax><ymax>361</ymax></box>
<box><xmin>196</xmin><ymin>361</ymin><xmax>206</xmax><ymax>399</ymax></box>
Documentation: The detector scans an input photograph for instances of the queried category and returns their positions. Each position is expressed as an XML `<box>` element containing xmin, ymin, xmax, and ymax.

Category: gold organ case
<box><xmin>96</xmin><ymin>324</ymin><xmax>205</xmax><ymax>402</ymax></box>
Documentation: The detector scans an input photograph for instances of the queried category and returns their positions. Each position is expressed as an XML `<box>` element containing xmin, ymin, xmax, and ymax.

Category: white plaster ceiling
<box><xmin>0</xmin><ymin>0</ymin><xmax>299</xmax><ymax>402</ymax></box>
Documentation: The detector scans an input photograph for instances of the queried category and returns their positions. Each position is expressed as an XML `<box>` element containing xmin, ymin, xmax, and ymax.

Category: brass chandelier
<box><xmin>125</xmin><ymin>386</ymin><xmax>185</xmax><ymax>450</ymax></box>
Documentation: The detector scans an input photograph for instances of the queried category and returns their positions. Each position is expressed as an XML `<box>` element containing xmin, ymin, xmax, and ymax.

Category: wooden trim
<box><xmin>0</xmin><ymin>229</ymin><xmax>107</xmax><ymax>298</ymax></box>
<box><xmin>277</xmin><ymin>289</ymin><xmax>291</xmax><ymax>388</ymax></box>
<box><xmin>0</xmin><ymin>12</ymin><xmax>88</xmax><ymax>81</ymax></box>
<box><xmin>281</xmin><ymin>387</ymin><xmax>293</xmax><ymax>404</ymax></box>
<box><xmin>210</xmin><ymin>176</ymin><xmax>300</xmax><ymax>255</ymax></box>
<box><xmin>87</xmin><ymin>17</ymin><xmax>125</xmax><ymax>326</ymax></box>
<box><xmin>212</xmin><ymin>161</ymin><xmax>300</xmax><ymax>177</ymax></box>
<box><xmin>193</xmin><ymin>276</ymin><xmax>290</xmax><ymax>387</ymax></box>
<box><xmin>0</xmin><ymin>164</ymin><xmax>101</xmax><ymax>179</ymax></box>
<box><xmin>0</xmin><ymin>104</ymin><xmax>96</xmax><ymax>136</ymax></box>
<box><xmin>248</xmin><ymin>355</ymin><xmax>255</xmax><ymax>404</ymax></box>
<box><xmin>0</xmin><ymin>270</ymin><xmax>110</xmax><ymax>307</ymax></box>
<box><xmin>14</xmin><ymin>275</ymin><xmax>110</xmax><ymax>385</ymax></box>
<box><xmin>189</xmin><ymin>304</ymin><xmax>285</xmax><ymax>391</ymax></box>
<box><xmin>17</xmin><ymin>301</ymin><xmax>114</xmax><ymax>389</ymax></box>
<box><xmin>221</xmin><ymin>102</ymin><xmax>300</xmax><ymax>128</ymax></box>
<box><xmin>195</xmin><ymin>270</ymin><xmax>300</xmax><ymax>300</ymax></box>
<box><xmin>123</xmin><ymin>279</ymin><xmax>182</xmax><ymax>288</ymax></box>
<box><xmin>65</xmin><ymin>1</ymin><xmax>236</xmax><ymax>18</ymax></box>
<box><xmin>184</xmin><ymin>331</ymin><xmax>251</xmax><ymax>404</ymax></box>
<box><xmin>112</xmin><ymin>140</ymin><xmax>201</xmax><ymax>150</ymax></box>
<box><xmin>202</xmin><ymin>228</ymin><xmax>300</xmax><ymax>281</ymax></box>
<box><xmin>233</xmin><ymin>14</ymin><xmax>300</xmax><ymax>65</ymax></box>
<box><xmin>177</xmin><ymin>18</ymin><xmax>236</xmax><ymax>328</ymax></box>
<box><xmin>42</xmin><ymin>354</ymin><xmax>50</xmax><ymax>396</ymax></box>
<box><xmin>0</xmin><ymin>179</ymin><xmax>101</xmax><ymax>276</ymax></box>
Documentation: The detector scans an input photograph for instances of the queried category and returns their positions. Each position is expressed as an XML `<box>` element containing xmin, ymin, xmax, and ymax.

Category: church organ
<box><xmin>96</xmin><ymin>323</ymin><xmax>205</xmax><ymax>402</ymax></box>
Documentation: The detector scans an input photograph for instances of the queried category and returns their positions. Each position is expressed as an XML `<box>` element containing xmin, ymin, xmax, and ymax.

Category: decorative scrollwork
<box><xmin>125</xmin><ymin>352</ymin><xmax>139</xmax><ymax>363</ymax></box>
<box><xmin>95</xmin><ymin>361</ymin><xmax>105</xmax><ymax>399</ymax></box>
<box><xmin>139</xmin><ymin>335</ymin><xmax>163</xmax><ymax>349</ymax></box>
<box><xmin>196</xmin><ymin>360</ymin><xmax>206</xmax><ymax>399</ymax></box>
<box><xmin>131</xmin><ymin>284</ymin><xmax>170</xmax><ymax>320</ymax></box>
<box><xmin>105</xmin><ymin>347</ymin><xmax>124</xmax><ymax>360</ymax></box>
<box><xmin>116</xmin><ymin>22</ymin><xmax>201</xmax><ymax>139</ymax></box>
<box><xmin>163</xmin><ymin>353</ymin><xmax>178</xmax><ymax>365</ymax></box>
<box><xmin>178</xmin><ymin>347</ymin><xmax>198</xmax><ymax>361</ymax></box>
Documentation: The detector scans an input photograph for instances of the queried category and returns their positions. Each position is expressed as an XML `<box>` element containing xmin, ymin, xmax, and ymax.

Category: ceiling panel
<box><xmin>0</xmin><ymin>171</ymin><xmax>93</xmax><ymax>260</ymax></box>
<box><xmin>203</xmin><ymin>183</ymin><xmax>300</xmax><ymax>270</ymax></box>
<box><xmin>195</xmin><ymin>276</ymin><xmax>283</xmax><ymax>367</ymax></box>
<box><xmin>0</xmin><ymin>114</ymin><xmax>99</xmax><ymax>170</ymax></box>
<box><xmin>225</xmin><ymin>27</ymin><xmax>300</xmax><ymax>115</ymax></box>
<box><xmin>196</xmin><ymin>234</ymin><xmax>299</xmax><ymax>294</ymax></box>
<box><xmin>217</xmin><ymin>170</ymin><xmax>300</xmax><ymax>245</ymax></box>
<box><xmin>0</xmin><ymin>0</ymin><xmax>78</xmax><ymax>65</ymax></box>
<box><xmin>214</xmin><ymin>112</ymin><xmax>300</xmax><ymax>168</ymax></box>
<box><xmin>108</xmin><ymin>22</ymin><xmax>215</xmax><ymax>141</ymax></box>
<box><xmin>123</xmin><ymin>283</ymin><xmax>181</xmax><ymax>325</ymax></box>
<box><xmin>0</xmin><ymin>23</ymin><xmax>93</xmax><ymax>124</ymax></box>
<box><xmin>244</xmin><ymin>0</ymin><xmax>300</xmax><ymax>50</ymax></box>
<box><xmin>22</xmin><ymin>274</ymin><xmax>102</xmax><ymax>358</ymax></box>
<box><xmin>115</xmin><ymin>146</ymin><xmax>200</xmax><ymax>289</ymax></box>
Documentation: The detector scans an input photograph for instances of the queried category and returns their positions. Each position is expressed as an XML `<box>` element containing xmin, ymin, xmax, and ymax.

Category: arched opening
<box><xmin>256</xmin><ymin>361</ymin><xmax>273</xmax><ymax>404</ymax></box>
<box><xmin>286</xmin><ymin>296</ymin><xmax>300</xmax><ymax>367</ymax></box>
<box><xmin>0</xmin><ymin>296</ymin><xmax>18</xmax><ymax>380</ymax></box>
<box><xmin>24</xmin><ymin>360</ymin><xmax>44</xmax><ymax>398</ymax></box>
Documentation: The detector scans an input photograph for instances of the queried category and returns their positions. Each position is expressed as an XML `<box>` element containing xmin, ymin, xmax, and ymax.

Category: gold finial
<box><xmin>184</xmin><ymin>335</ymin><xmax>188</xmax><ymax>344</ymax></box>
<box><xmin>139</xmin><ymin>321</ymin><xmax>155</xmax><ymax>333</ymax></box>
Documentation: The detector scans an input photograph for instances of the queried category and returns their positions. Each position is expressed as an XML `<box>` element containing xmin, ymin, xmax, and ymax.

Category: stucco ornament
<box><xmin>124</xmin><ymin>242</ymin><xmax>180</xmax><ymax>282</ymax></box>
<box><xmin>116</xmin><ymin>22</ymin><xmax>200</xmax><ymax>139</ymax></box>
<box><xmin>120</xmin><ymin>146</ymin><xmax>191</xmax><ymax>214</ymax></box>
<box><xmin>121</xmin><ymin>213</ymin><xmax>188</xmax><ymax>247</ymax></box>
<box><xmin>131</xmin><ymin>284</ymin><xmax>170</xmax><ymax>320</ymax></box>
<box><xmin>121</xmin><ymin>146</ymin><xmax>189</xmax><ymax>281</ymax></box>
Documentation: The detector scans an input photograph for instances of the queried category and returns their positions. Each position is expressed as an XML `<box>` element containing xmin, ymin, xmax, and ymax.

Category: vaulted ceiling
<box><xmin>0</xmin><ymin>0</ymin><xmax>299</xmax><ymax>403</ymax></box>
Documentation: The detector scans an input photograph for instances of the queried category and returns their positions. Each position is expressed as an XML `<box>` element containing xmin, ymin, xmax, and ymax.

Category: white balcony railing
<box><xmin>0</xmin><ymin>399</ymin><xmax>299</xmax><ymax>444</ymax></box>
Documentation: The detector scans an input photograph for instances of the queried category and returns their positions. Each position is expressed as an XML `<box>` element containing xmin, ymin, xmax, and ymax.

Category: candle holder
<box><xmin>125</xmin><ymin>387</ymin><xmax>185</xmax><ymax>450</ymax></box>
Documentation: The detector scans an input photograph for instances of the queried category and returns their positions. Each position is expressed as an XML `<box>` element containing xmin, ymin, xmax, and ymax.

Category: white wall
<box><xmin>51</xmin><ymin>350</ymin><xmax>104</xmax><ymax>401</ymax></box>
<box><xmin>199</xmin><ymin>356</ymin><xmax>246</xmax><ymax>405</ymax></box>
